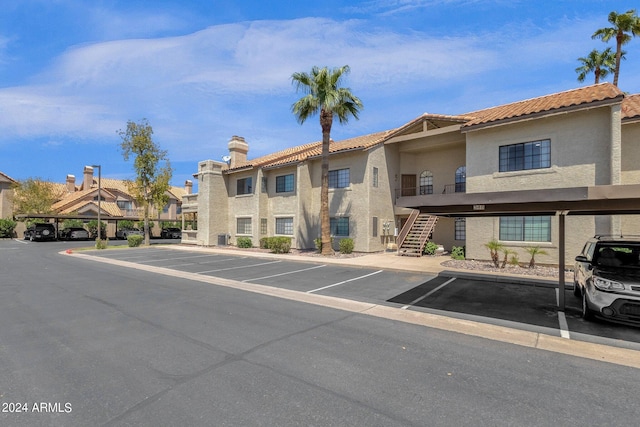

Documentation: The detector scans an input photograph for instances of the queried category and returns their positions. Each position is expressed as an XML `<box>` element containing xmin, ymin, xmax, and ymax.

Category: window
<box><xmin>236</xmin><ymin>217</ymin><xmax>252</xmax><ymax>235</ymax></box>
<box><xmin>260</xmin><ymin>218</ymin><xmax>267</xmax><ymax>235</ymax></box>
<box><xmin>261</xmin><ymin>176</ymin><xmax>268</xmax><ymax>193</ymax></box>
<box><xmin>372</xmin><ymin>167</ymin><xmax>379</xmax><ymax>188</ymax></box>
<box><xmin>117</xmin><ymin>200</ymin><xmax>132</xmax><ymax>210</ymax></box>
<box><xmin>276</xmin><ymin>174</ymin><xmax>294</xmax><ymax>193</ymax></box>
<box><xmin>372</xmin><ymin>216</ymin><xmax>378</xmax><ymax>237</ymax></box>
<box><xmin>329</xmin><ymin>168</ymin><xmax>350</xmax><ymax>188</ymax></box>
<box><xmin>419</xmin><ymin>170</ymin><xmax>433</xmax><ymax>195</ymax></box>
<box><xmin>330</xmin><ymin>217</ymin><xmax>350</xmax><ymax>236</ymax></box>
<box><xmin>237</xmin><ymin>177</ymin><xmax>253</xmax><ymax>195</ymax></box>
<box><xmin>162</xmin><ymin>204</ymin><xmax>169</xmax><ymax>214</ymax></box>
<box><xmin>455</xmin><ymin>166</ymin><xmax>466</xmax><ymax>193</ymax></box>
<box><xmin>499</xmin><ymin>216</ymin><xmax>551</xmax><ymax>242</ymax></box>
<box><xmin>275</xmin><ymin>217</ymin><xmax>293</xmax><ymax>235</ymax></box>
<box><xmin>455</xmin><ymin>218</ymin><xmax>466</xmax><ymax>240</ymax></box>
<box><xmin>499</xmin><ymin>139</ymin><xmax>550</xmax><ymax>172</ymax></box>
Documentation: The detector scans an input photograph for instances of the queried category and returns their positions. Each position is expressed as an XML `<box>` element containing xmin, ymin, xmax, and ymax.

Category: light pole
<box><xmin>92</xmin><ymin>165</ymin><xmax>101</xmax><ymax>240</ymax></box>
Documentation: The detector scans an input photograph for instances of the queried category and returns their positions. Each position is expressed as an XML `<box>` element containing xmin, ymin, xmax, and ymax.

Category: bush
<box><xmin>237</xmin><ymin>237</ymin><xmax>253</xmax><ymax>248</ymax></box>
<box><xmin>62</xmin><ymin>219</ymin><xmax>84</xmax><ymax>229</ymax></box>
<box><xmin>259</xmin><ymin>237</ymin><xmax>270</xmax><ymax>249</ymax></box>
<box><xmin>451</xmin><ymin>246</ymin><xmax>465</xmax><ymax>260</ymax></box>
<box><xmin>339</xmin><ymin>238</ymin><xmax>354</xmax><ymax>254</ymax></box>
<box><xmin>119</xmin><ymin>220</ymin><xmax>135</xmax><ymax>230</ymax></box>
<box><xmin>260</xmin><ymin>236</ymin><xmax>291</xmax><ymax>253</ymax></box>
<box><xmin>0</xmin><ymin>218</ymin><xmax>17</xmax><ymax>238</ymax></box>
<box><xmin>423</xmin><ymin>241</ymin><xmax>439</xmax><ymax>255</ymax></box>
<box><xmin>95</xmin><ymin>238</ymin><xmax>108</xmax><ymax>250</ymax></box>
<box><xmin>127</xmin><ymin>234</ymin><xmax>144</xmax><ymax>247</ymax></box>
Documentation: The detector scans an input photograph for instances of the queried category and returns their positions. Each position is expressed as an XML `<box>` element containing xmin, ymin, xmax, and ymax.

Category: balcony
<box><xmin>395</xmin><ymin>183</ymin><xmax>465</xmax><ymax>199</ymax></box>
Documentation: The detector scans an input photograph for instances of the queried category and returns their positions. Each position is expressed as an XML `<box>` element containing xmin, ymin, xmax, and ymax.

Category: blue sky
<box><xmin>2</xmin><ymin>0</ymin><xmax>640</xmax><ymax>191</ymax></box>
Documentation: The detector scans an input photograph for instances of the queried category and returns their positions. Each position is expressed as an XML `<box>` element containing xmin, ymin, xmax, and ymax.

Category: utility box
<box><xmin>218</xmin><ymin>234</ymin><xmax>230</xmax><ymax>246</ymax></box>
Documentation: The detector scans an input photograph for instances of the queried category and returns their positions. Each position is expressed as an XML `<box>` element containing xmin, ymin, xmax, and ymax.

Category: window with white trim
<box><xmin>237</xmin><ymin>177</ymin><xmax>253</xmax><ymax>195</ymax></box>
<box><xmin>419</xmin><ymin>170</ymin><xmax>433</xmax><ymax>195</ymax></box>
<box><xmin>275</xmin><ymin>217</ymin><xmax>293</xmax><ymax>235</ymax></box>
<box><xmin>236</xmin><ymin>217</ymin><xmax>252</xmax><ymax>235</ymax></box>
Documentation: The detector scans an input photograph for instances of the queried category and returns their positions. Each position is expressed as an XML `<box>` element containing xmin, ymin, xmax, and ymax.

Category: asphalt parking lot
<box><xmin>80</xmin><ymin>245</ymin><xmax>640</xmax><ymax>350</ymax></box>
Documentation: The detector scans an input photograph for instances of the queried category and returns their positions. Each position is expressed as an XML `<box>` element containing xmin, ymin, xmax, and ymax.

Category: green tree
<box><xmin>11</xmin><ymin>178</ymin><xmax>63</xmax><ymax>215</ymax></box>
<box><xmin>575</xmin><ymin>47</ymin><xmax>617</xmax><ymax>84</ymax></box>
<box><xmin>592</xmin><ymin>9</ymin><xmax>640</xmax><ymax>86</ymax></box>
<box><xmin>119</xmin><ymin>119</ymin><xmax>173</xmax><ymax>246</ymax></box>
<box><xmin>291</xmin><ymin>65</ymin><xmax>363</xmax><ymax>255</ymax></box>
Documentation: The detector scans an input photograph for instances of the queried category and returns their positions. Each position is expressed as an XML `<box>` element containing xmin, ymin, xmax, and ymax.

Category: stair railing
<box><xmin>396</xmin><ymin>209</ymin><xmax>419</xmax><ymax>253</ymax></box>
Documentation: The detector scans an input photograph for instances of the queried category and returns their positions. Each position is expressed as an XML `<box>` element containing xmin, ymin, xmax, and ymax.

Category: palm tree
<box><xmin>484</xmin><ymin>239</ymin><xmax>503</xmax><ymax>268</ymax></box>
<box><xmin>592</xmin><ymin>9</ymin><xmax>640</xmax><ymax>86</ymax></box>
<box><xmin>575</xmin><ymin>47</ymin><xmax>617</xmax><ymax>84</ymax></box>
<box><xmin>525</xmin><ymin>246</ymin><xmax>549</xmax><ymax>269</ymax></box>
<box><xmin>291</xmin><ymin>65</ymin><xmax>363</xmax><ymax>256</ymax></box>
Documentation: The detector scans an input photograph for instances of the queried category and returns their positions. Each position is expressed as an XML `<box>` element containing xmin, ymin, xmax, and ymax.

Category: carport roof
<box><xmin>396</xmin><ymin>184</ymin><xmax>640</xmax><ymax>217</ymax></box>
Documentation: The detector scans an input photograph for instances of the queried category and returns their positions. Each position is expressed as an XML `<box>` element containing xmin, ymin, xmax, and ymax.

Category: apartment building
<box><xmin>185</xmin><ymin>83</ymin><xmax>640</xmax><ymax>264</ymax></box>
<box><xmin>0</xmin><ymin>171</ymin><xmax>16</xmax><ymax>219</ymax></box>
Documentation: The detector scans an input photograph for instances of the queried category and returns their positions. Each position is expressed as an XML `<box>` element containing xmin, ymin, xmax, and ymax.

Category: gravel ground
<box><xmin>441</xmin><ymin>259</ymin><xmax>574</xmax><ymax>280</ymax></box>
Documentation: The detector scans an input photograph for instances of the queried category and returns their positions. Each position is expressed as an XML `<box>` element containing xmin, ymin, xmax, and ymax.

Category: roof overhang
<box><xmin>396</xmin><ymin>184</ymin><xmax>640</xmax><ymax>217</ymax></box>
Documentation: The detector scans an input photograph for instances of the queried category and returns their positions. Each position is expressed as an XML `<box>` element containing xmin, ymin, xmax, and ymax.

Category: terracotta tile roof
<box><xmin>226</xmin><ymin>130</ymin><xmax>395</xmax><ymax>172</ymax></box>
<box><xmin>168</xmin><ymin>186</ymin><xmax>188</xmax><ymax>200</ymax></box>
<box><xmin>462</xmin><ymin>83</ymin><xmax>624</xmax><ymax>130</ymax></box>
<box><xmin>622</xmin><ymin>94</ymin><xmax>640</xmax><ymax>122</ymax></box>
<box><xmin>59</xmin><ymin>200</ymin><xmax>123</xmax><ymax>217</ymax></box>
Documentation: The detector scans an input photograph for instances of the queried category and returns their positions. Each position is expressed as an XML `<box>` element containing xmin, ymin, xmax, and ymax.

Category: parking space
<box><xmin>81</xmin><ymin>246</ymin><xmax>640</xmax><ymax>348</ymax></box>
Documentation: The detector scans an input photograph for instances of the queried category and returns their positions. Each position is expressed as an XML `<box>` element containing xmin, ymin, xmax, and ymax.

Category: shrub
<box><xmin>127</xmin><ymin>234</ymin><xmax>144</xmax><ymax>247</ymax></box>
<box><xmin>87</xmin><ymin>220</ymin><xmax>106</xmax><ymax>239</ymax></box>
<box><xmin>119</xmin><ymin>220</ymin><xmax>135</xmax><ymax>230</ymax></box>
<box><xmin>423</xmin><ymin>241</ymin><xmax>439</xmax><ymax>255</ymax></box>
<box><xmin>339</xmin><ymin>238</ymin><xmax>354</xmax><ymax>254</ymax></box>
<box><xmin>95</xmin><ymin>238</ymin><xmax>108</xmax><ymax>250</ymax></box>
<box><xmin>269</xmin><ymin>237</ymin><xmax>291</xmax><ymax>254</ymax></box>
<box><xmin>237</xmin><ymin>237</ymin><xmax>253</xmax><ymax>248</ymax></box>
<box><xmin>0</xmin><ymin>218</ymin><xmax>17</xmax><ymax>238</ymax></box>
<box><xmin>259</xmin><ymin>237</ymin><xmax>270</xmax><ymax>249</ymax></box>
<box><xmin>509</xmin><ymin>253</ymin><xmax>520</xmax><ymax>266</ymax></box>
<box><xmin>451</xmin><ymin>246</ymin><xmax>465</xmax><ymax>260</ymax></box>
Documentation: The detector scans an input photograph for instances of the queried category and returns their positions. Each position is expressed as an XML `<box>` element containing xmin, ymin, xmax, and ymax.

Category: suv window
<box><xmin>594</xmin><ymin>243</ymin><xmax>640</xmax><ymax>268</ymax></box>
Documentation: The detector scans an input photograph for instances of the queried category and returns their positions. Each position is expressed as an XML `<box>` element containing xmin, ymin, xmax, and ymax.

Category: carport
<box><xmin>396</xmin><ymin>183</ymin><xmax>640</xmax><ymax>311</ymax></box>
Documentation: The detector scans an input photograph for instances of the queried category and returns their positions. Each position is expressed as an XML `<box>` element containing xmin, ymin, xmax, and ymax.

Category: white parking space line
<box><xmin>137</xmin><ymin>254</ymin><xmax>220</xmax><ymax>263</ymax></box>
<box><xmin>195</xmin><ymin>260</ymin><xmax>282</xmax><ymax>274</ymax></box>
<box><xmin>556</xmin><ymin>289</ymin><xmax>571</xmax><ymax>339</ymax></box>
<box><xmin>242</xmin><ymin>264</ymin><xmax>327</xmax><ymax>282</ymax></box>
<box><xmin>163</xmin><ymin>257</ymin><xmax>246</xmax><ymax>268</ymax></box>
<box><xmin>400</xmin><ymin>278</ymin><xmax>456</xmax><ymax>310</ymax></box>
<box><xmin>13</xmin><ymin>239</ymin><xmax>28</xmax><ymax>244</ymax></box>
<box><xmin>306</xmin><ymin>270</ymin><xmax>383</xmax><ymax>294</ymax></box>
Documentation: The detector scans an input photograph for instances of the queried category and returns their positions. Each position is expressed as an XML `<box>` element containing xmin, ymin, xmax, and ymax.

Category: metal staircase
<box><xmin>397</xmin><ymin>211</ymin><xmax>438</xmax><ymax>257</ymax></box>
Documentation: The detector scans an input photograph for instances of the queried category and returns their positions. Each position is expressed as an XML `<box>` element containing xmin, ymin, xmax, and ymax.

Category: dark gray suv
<box><xmin>24</xmin><ymin>223</ymin><xmax>57</xmax><ymax>241</ymax></box>
<box><xmin>574</xmin><ymin>235</ymin><xmax>640</xmax><ymax>325</ymax></box>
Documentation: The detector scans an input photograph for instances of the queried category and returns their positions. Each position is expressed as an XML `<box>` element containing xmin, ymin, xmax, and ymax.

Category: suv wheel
<box><xmin>582</xmin><ymin>291</ymin><xmax>594</xmax><ymax>320</ymax></box>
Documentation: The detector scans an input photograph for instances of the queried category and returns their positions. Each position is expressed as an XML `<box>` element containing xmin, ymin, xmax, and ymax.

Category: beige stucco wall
<box><xmin>0</xmin><ymin>181</ymin><xmax>13</xmax><ymax>219</ymax></box>
<box><xmin>196</xmin><ymin>160</ymin><xmax>229</xmax><ymax>246</ymax></box>
<box><xmin>365</xmin><ymin>145</ymin><xmax>397</xmax><ymax>251</ymax></box>
<box><xmin>464</xmin><ymin>107</ymin><xmax>617</xmax><ymax>262</ymax></box>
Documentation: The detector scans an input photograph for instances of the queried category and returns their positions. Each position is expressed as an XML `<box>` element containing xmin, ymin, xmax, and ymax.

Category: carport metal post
<box><xmin>557</xmin><ymin>210</ymin><xmax>567</xmax><ymax>311</ymax></box>
<box><xmin>92</xmin><ymin>165</ymin><xmax>101</xmax><ymax>240</ymax></box>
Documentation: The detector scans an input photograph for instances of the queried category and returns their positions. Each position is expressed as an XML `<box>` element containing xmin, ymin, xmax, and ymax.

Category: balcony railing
<box><xmin>395</xmin><ymin>183</ymin><xmax>465</xmax><ymax>199</ymax></box>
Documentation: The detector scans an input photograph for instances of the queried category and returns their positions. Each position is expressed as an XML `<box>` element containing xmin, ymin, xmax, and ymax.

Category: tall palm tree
<box><xmin>291</xmin><ymin>65</ymin><xmax>363</xmax><ymax>255</ymax></box>
<box><xmin>592</xmin><ymin>9</ymin><xmax>640</xmax><ymax>86</ymax></box>
<box><xmin>575</xmin><ymin>47</ymin><xmax>617</xmax><ymax>84</ymax></box>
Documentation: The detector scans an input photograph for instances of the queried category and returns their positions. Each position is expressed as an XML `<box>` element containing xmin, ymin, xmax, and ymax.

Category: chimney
<box><xmin>185</xmin><ymin>180</ymin><xmax>193</xmax><ymax>194</ymax></box>
<box><xmin>83</xmin><ymin>166</ymin><xmax>94</xmax><ymax>190</ymax></box>
<box><xmin>227</xmin><ymin>135</ymin><xmax>249</xmax><ymax>168</ymax></box>
<box><xmin>66</xmin><ymin>174</ymin><xmax>76</xmax><ymax>193</ymax></box>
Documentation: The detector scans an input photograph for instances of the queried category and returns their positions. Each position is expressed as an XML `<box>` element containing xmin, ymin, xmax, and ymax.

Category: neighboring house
<box><xmin>184</xmin><ymin>83</ymin><xmax>640</xmax><ymax>264</ymax></box>
<box><xmin>0</xmin><ymin>171</ymin><xmax>16</xmax><ymax>219</ymax></box>
<box><xmin>9</xmin><ymin>165</ymin><xmax>191</xmax><ymax>237</ymax></box>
